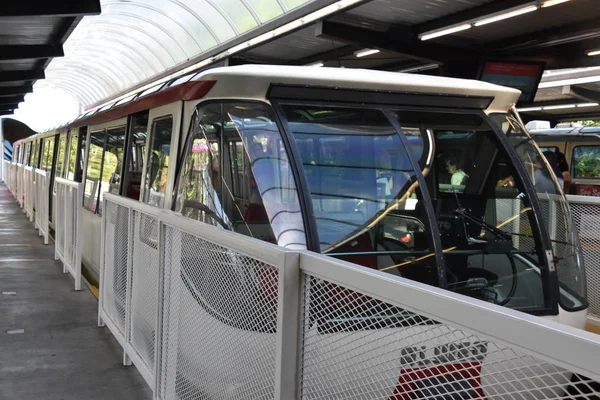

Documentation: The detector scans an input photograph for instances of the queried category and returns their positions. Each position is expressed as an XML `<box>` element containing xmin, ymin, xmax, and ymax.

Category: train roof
<box><xmin>196</xmin><ymin>65</ymin><xmax>521</xmax><ymax>113</ymax></box>
<box><xmin>18</xmin><ymin>65</ymin><xmax>522</xmax><ymax>143</ymax></box>
<box><xmin>529</xmin><ymin>126</ymin><xmax>600</xmax><ymax>137</ymax></box>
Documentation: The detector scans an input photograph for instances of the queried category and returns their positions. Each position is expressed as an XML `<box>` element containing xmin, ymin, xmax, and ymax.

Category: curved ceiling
<box><xmin>35</xmin><ymin>0</ymin><xmax>313</xmax><ymax>107</ymax></box>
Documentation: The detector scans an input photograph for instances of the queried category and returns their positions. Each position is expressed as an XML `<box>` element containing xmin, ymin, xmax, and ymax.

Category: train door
<box><xmin>83</xmin><ymin>118</ymin><xmax>127</xmax><ymax>214</ymax></box>
<box><xmin>140</xmin><ymin>102</ymin><xmax>181</xmax><ymax>209</ymax></box>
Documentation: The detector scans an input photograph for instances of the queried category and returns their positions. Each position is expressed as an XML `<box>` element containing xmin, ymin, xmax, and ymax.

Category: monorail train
<box><xmin>11</xmin><ymin>65</ymin><xmax>588</xmax><ymax>398</ymax></box>
<box><xmin>528</xmin><ymin>125</ymin><xmax>600</xmax><ymax>196</ymax></box>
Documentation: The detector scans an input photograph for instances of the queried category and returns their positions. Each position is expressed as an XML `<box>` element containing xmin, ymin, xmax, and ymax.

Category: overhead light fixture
<box><xmin>419</xmin><ymin>24</ymin><xmax>471</xmax><ymax>41</ymax></box>
<box><xmin>577</xmin><ymin>103</ymin><xmax>599</xmax><ymax>107</ymax></box>
<box><xmin>543</xmin><ymin>104</ymin><xmax>576</xmax><ymax>110</ymax></box>
<box><xmin>538</xmin><ymin>75</ymin><xmax>600</xmax><ymax>88</ymax></box>
<box><xmin>474</xmin><ymin>5</ymin><xmax>538</xmax><ymax>26</ymax></box>
<box><xmin>354</xmin><ymin>49</ymin><xmax>380</xmax><ymax>58</ymax></box>
<box><xmin>307</xmin><ymin>61</ymin><xmax>324</xmax><ymax>67</ymax></box>
<box><xmin>518</xmin><ymin>107</ymin><xmax>543</xmax><ymax>112</ymax></box>
<box><xmin>541</xmin><ymin>0</ymin><xmax>570</xmax><ymax>7</ymax></box>
<box><xmin>588</xmin><ymin>50</ymin><xmax>600</xmax><ymax>57</ymax></box>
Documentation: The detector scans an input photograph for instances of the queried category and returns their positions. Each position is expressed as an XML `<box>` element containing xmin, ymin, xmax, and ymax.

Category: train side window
<box><xmin>175</xmin><ymin>102</ymin><xmax>305</xmax><ymax>248</ymax></box>
<box><xmin>122</xmin><ymin>111</ymin><xmax>148</xmax><ymax>200</ymax></box>
<box><xmin>84</xmin><ymin>130</ymin><xmax>105</xmax><ymax>212</ymax></box>
<box><xmin>143</xmin><ymin>116</ymin><xmax>173</xmax><ymax>208</ymax></box>
<box><xmin>41</xmin><ymin>137</ymin><xmax>56</xmax><ymax>172</ymax></box>
<box><xmin>572</xmin><ymin>145</ymin><xmax>600</xmax><ymax>179</ymax></box>
<box><xmin>97</xmin><ymin>127</ymin><xmax>126</xmax><ymax>214</ymax></box>
<box><xmin>24</xmin><ymin>143</ymin><xmax>30</xmax><ymax>166</ymax></box>
<box><xmin>55</xmin><ymin>134</ymin><xmax>67</xmax><ymax>179</ymax></box>
<box><xmin>66</xmin><ymin>133</ymin><xmax>79</xmax><ymax>180</ymax></box>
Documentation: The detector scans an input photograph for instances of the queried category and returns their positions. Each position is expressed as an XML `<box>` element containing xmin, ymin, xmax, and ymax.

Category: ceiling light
<box><xmin>355</xmin><ymin>49</ymin><xmax>380</xmax><ymax>58</ymax></box>
<box><xmin>577</xmin><ymin>103</ymin><xmax>599</xmax><ymax>107</ymax></box>
<box><xmin>419</xmin><ymin>24</ymin><xmax>471</xmax><ymax>41</ymax></box>
<box><xmin>518</xmin><ymin>107</ymin><xmax>543</xmax><ymax>112</ymax></box>
<box><xmin>538</xmin><ymin>75</ymin><xmax>600</xmax><ymax>88</ymax></box>
<box><xmin>307</xmin><ymin>61</ymin><xmax>324</xmax><ymax>67</ymax></box>
<box><xmin>541</xmin><ymin>0</ymin><xmax>570</xmax><ymax>7</ymax></box>
<box><xmin>588</xmin><ymin>50</ymin><xmax>600</xmax><ymax>56</ymax></box>
<box><xmin>543</xmin><ymin>104</ymin><xmax>576</xmax><ymax>110</ymax></box>
<box><xmin>474</xmin><ymin>5</ymin><xmax>538</xmax><ymax>26</ymax></box>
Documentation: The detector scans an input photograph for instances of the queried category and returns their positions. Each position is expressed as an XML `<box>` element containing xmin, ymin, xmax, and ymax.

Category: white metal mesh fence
<box><xmin>34</xmin><ymin>169</ymin><xmax>49</xmax><ymax>244</ymax></box>
<box><xmin>16</xmin><ymin>163</ymin><xmax>23</xmax><ymax>207</ymax></box>
<box><xmin>159</xmin><ymin>224</ymin><xmax>280</xmax><ymax>400</ymax></box>
<box><xmin>101</xmin><ymin>200</ymin><xmax>130</xmax><ymax>337</ymax></box>
<box><xmin>23</xmin><ymin>166</ymin><xmax>34</xmax><ymax>221</ymax></box>
<box><xmin>54</xmin><ymin>178</ymin><xmax>83</xmax><ymax>290</ymax></box>
<box><xmin>299</xmin><ymin>257</ymin><xmax>600</xmax><ymax>400</ymax></box>
<box><xmin>98</xmin><ymin>193</ymin><xmax>600</xmax><ymax>400</ymax></box>
<box><xmin>567</xmin><ymin>195</ymin><xmax>600</xmax><ymax>323</ymax></box>
<box><xmin>129</xmin><ymin>210</ymin><xmax>160</xmax><ymax>376</ymax></box>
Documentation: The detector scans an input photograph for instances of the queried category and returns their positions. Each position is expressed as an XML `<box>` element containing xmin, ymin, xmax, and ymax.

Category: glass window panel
<box><xmin>143</xmin><ymin>117</ymin><xmax>173</xmax><ymax>208</ymax></box>
<box><xmin>67</xmin><ymin>133</ymin><xmax>79</xmax><ymax>181</ymax></box>
<box><xmin>247</xmin><ymin>0</ymin><xmax>284</xmax><ymax>22</ymax></box>
<box><xmin>55</xmin><ymin>134</ymin><xmax>67</xmax><ymax>179</ymax></box>
<box><xmin>492</xmin><ymin>113</ymin><xmax>586</xmax><ymax>311</ymax></box>
<box><xmin>283</xmin><ymin>0</ymin><xmax>311</xmax><ymax>9</ymax></box>
<box><xmin>181</xmin><ymin>0</ymin><xmax>237</xmax><ymax>42</ymax></box>
<box><xmin>84</xmin><ymin>131</ymin><xmax>105</xmax><ymax>212</ymax></box>
<box><xmin>98</xmin><ymin>127</ymin><xmax>127</xmax><ymax>214</ymax></box>
<box><xmin>123</xmin><ymin>112</ymin><xmax>148</xmax><ymax>200</ymax></box>
<box><xmin>214</xmin><ymin>0</ymin><xmax>257</xmax><ymax>33</ymax></box>
<box><xmin>41</xmin><ymin>137</ymin><xmax>55</xmax><ymax>172</ymax></box>
<box><xmin>572</xmin><ymin>146</ymin><xmax>600</xmax><ymax>179</ymax></box>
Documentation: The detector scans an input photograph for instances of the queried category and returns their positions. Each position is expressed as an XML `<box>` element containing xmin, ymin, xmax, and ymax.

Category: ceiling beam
<box><xmin>0</xmin><ymin>86</ymin><xmax>32</xmax><ymax>97</ymax></box>
<box><xmin>290</xmin><ymin>44</ymin><xmax>362</xmax><ymax>66</ymax></box>
<box><xmin>0</xmin><ymin>1</ymin><xmax>101</xmax><ymax>17</ymax></box>
<box><xmin>490</xmin><ymin>18</ymin><xmax>600</xmax><ymax>52</ymax></box>
<box><xmin>415</xmin><ymin>0</ymin><xmax>534</xmax><ymax>35</ymax></box>
<box><xmin>0</xmin><ymin>45</ymin><xmax>63</xmax><ymax>61</ymax></box>
<box><xmin>0</xmin><ymin>103</ymin><xmax>20</xmax><ymax>110</ymax></box>
<box><xmin>564</xmin><ymin>86</ymin><xmax>600</xmax><ymax>103</ymax></box>
<box><xmin>0</xmin><ymin>70</ymin><xmax>45</xmax><ymax>82</ymax></box>
<box><xmin>0</xmin><ymin>95</ymin><xmax>24</xmax><ymax>105</ymax></box>
<box><xmin>315</xmin><ymin>21</ymin><xmax>477</xmax><ymax>65</ymax></box>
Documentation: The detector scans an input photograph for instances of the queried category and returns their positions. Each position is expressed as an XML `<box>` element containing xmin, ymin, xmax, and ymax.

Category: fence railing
<box><xmin>55</xmin><ymin>178</ymin><xmax>84</xmax><ymax>291</ymax></box>
<box><xmin>99</xmin><ymin>192</ymin><xmax>600</xmax><ymax>400</ymax></box>
<box><xmin>23</xmin><ymin>166</ymin><xmax>35</xmax><ymax>221</ymax></box>
<box><xmin>566</xmin><ymin>194</ymin><xmax>600</xmax><ymax>325</ymax></box>
<box><xmin>34</xmin><ymin>169</ymin><xmax>49</xmax><ymax>244</ymax></box>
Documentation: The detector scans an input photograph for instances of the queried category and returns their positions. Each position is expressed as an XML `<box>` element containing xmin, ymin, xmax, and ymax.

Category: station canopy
<box><xmin>11</xmin><ymin>0</ymin><xmax>600</xmax><ymax>130</ymax></box>
<box><xmin>14</xmin><ymin>0</ymin><xmax>316</xmax><ymax>130</ymax></box>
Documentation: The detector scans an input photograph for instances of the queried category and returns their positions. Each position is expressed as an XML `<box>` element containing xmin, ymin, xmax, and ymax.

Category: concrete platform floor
<box><xmin>0</xmin><ymin>184</ymin><xmax>151</xmax><ymax>399</ymax></box>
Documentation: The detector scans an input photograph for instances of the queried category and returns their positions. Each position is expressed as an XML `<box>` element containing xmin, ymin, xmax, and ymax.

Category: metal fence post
<box><xmin>123</xmin><ymin>205</ymin><xmax>134</xmax><ymax>367</ymax></box>
<box><xmin>98</xmin><ymin>195</ymin><xmax>106</xmax><ymax>328</ymax></box>
<box><xmin>153</xmin><ymin>218</ymin><xmax>166</xmax><ymax>400</ymax></box>
<box><xmin>74</xmin><ymin>183</ymin><xmax>83</xmax><ymax>291</ymax></box>
<box><xmin>274</xmin><ymin>251</ymin><xmax>302</xmax><ymax>399</ymax></box>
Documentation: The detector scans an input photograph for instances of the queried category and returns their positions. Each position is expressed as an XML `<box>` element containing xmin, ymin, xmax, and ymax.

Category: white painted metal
<box><xmin>140</xmin><ymin>102</ymin><xmax>182</xmax><ymax>210</ymax></box>
<box><xmin>566</xmin><ymin>193</ymin><xmax>600</xmax><ymax>326</ymax></box>
<box><xmin>97</xmin><ymin>192</ymin><xmax>600</xmax><ymax>400</ymax></box>
<box><xmin>54</xmin><ymin>178</ymin><xmax>84</xmax><ymax>291</ymax></box>
<box><xmin>34</xmin><ymin>169</ymin><xmax>49</xmax><ymax>244</ymax></box>
<box><xmin>23</xmin><ymin>166</ymin><xmax>35</xmax><ymax>222</ymax></box>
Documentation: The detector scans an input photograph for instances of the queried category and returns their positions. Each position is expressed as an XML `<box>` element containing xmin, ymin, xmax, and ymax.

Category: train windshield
<box><xmin>490</xmin><ymin>113</ymin><xmax>587</xmax><ymax>311</ymax></box>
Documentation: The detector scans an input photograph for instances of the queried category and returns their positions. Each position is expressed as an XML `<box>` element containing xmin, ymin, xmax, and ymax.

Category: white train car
<box><xmin>12</xmin><ymin>65</ymin><xmax>589</xmax><ymax>398</ymax></box>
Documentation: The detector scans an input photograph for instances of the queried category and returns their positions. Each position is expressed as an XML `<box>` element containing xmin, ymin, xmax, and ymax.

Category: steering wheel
<box><xmin>182</xmin><ymin>199</ymin><xmax>230</xmax><ymax>229</ymax></box>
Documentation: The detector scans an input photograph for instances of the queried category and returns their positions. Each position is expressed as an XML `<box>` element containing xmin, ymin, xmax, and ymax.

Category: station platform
<box><xmin>0</xmin><ymin>184</ymin><xmax>151</xmax><ymax>400</ymax></box>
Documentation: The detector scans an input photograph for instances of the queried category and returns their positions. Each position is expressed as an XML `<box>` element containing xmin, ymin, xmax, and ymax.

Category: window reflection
<box><xmin>143</xmin><ymin>117</ymin><xmax>173</xmax><ymax>208</ymax></box>
<box><xmin>175</xmin><ymin>102</ymin><xmax>306</xmax><ymax>249</ymax></box>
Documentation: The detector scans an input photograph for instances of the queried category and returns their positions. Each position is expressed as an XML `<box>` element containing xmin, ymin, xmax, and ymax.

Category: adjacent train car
<box><xmin>12</xmin><ymin>65</ymin><xmax>589</xmax><ymax>397</ymax></box>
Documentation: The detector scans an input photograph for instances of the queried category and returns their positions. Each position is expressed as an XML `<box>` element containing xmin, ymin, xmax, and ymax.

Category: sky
<box><xmin>8</xmin><ymin>87</ymin><xmax>82</xmax><ymax>132</ymax></box>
